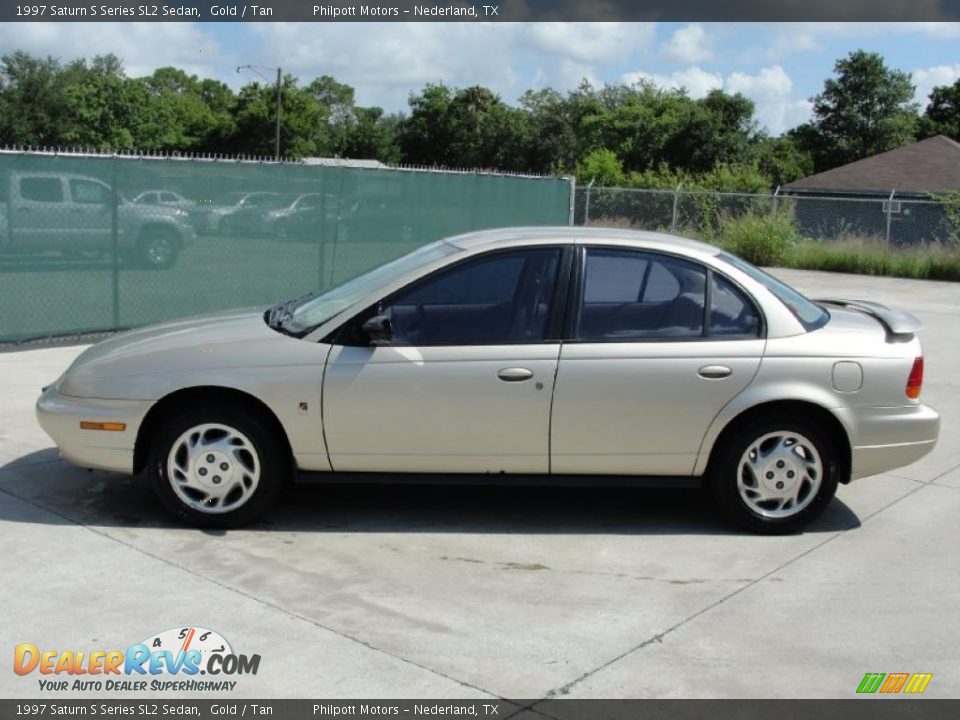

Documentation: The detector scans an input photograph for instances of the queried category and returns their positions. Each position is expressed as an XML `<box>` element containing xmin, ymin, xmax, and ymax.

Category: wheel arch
<box><xmin>133</xmin><ymin>385</ymin><xmax>294</xmax><ymax>475</ymax></box>
<box><xmin>699</xmin><ymin>399</ymin><xmax>852</xmax><ymax>484</ymax></box>
<box><xmin>137</xmin><ymin>221</ymin><xmax>183</xmax><ymax>244</ymax></box>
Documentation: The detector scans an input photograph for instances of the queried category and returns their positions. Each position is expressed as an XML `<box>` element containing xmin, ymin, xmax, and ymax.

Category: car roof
<box><xmin>444</xmin><ymin>226</ymin><xmax>722</xmax><ymax>260</ymax></box>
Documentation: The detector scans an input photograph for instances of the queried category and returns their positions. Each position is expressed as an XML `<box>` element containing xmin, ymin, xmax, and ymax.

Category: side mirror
<box><xmin>361</xmin><ymin>314</ymin><xmax>393</xmax><ymax>346</ymax></box>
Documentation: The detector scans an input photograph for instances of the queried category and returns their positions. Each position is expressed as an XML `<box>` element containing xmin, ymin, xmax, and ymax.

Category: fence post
<box><xmin>584</xmin><ymin>178</ymin><xmax>595</xmax><ymax>225</ymax></box>
<box><xmin>567</xmin><ymin>176</ymin><xmax>576</xmax><ymax>226</ymax></box>
<box><xmin>772</xmin><ymin>185</ymin><xmax>780</xmax><ymax>217</ymax></box>
<box><xmin>110</xmin><ymin>155</ymin><xmax>120</xmax><ymax>330</ymax></box>
<box><xmin>671</xmin><ymin>183</ymin><xmax>682</xmax><ymax>233</ymax></box>
<box><xmin>885</xmin><ymin>189</ymin><xmax>896</xmax><ymax>251</ymax></box>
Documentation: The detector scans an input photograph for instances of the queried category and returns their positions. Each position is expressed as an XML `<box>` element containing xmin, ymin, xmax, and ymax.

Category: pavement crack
<box><xmin>539</xmin><ymin>477</ymin><xmax>934</xmax><ymax>700</ymax></box>
<box><xmin>0</xmin><ymin>484</ymin><xmax>504</xmax><ymax>701</ymax></box>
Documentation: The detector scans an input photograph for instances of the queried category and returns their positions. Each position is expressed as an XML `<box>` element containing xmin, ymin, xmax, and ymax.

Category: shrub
<box><xmin>716</xmin><ymin>211</ymin><xmax>798</xmax><ymax>266</ymax></box>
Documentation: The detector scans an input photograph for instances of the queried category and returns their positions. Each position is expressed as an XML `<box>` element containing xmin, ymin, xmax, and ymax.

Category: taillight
<box><xmin>906</xmin><ymin>356</ymin><xmax>924</xmax><ymax>400</ymax></box>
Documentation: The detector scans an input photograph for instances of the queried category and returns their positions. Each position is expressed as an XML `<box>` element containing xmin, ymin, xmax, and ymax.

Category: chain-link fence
<box><xmin>574</xmin><ymin>185</ymin><xmax>958</xmax><ymax>249</ymax></box>
<box><xmin>0</xmin><ymin>151</ymin><xmax>573</xmax><ymax>342</ymax></box>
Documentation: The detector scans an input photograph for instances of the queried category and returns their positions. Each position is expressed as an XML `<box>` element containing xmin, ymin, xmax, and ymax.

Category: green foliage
<box><xmin>753</xmin><ymin>137</ymin><xmax>813</xmax><ymax>188</ymax></box>
<box><xmin>398</xmin><ymin>84</ymin><xmax>529</xmax><ymax>170</ymax></box>
<box><xmin>930</xmin><ymin>191</ymin><xmax>960</xmax><ymax>246</ymax></box>
<box><xmin>782</xmin><ymin>240</ymin><xmax>960</xmax><ymax>281</ymax></box>
<box><xmin>714</xmin><ymin>211</ymin><xmax>798</xmax><ymax>266</ymax></box>
<box><xmin>626</xmin><ymin>163</ymin><xmax>770</xmax><ymax>193</ymax></box>
<box><xmin>575</xmin><ymin>148</ymin><xmax>625</xmax><ymax>186</ymax></box>
<box><xmin>919</xmin><ymin>79</ymin><xmax>960</xmax><ymax>141</ymax></box>
<box><xmin>791</xmin><ymin>50</ymin><xmax>918</xmax><ymax>172</ymax></box>
<box><xmin>0</xmin><ymin>47</ymin><xmax>937</xmax><ymax>183</ymax></box>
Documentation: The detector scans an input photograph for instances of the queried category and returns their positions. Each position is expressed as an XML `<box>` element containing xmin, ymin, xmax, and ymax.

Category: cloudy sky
<box><xmin>2</xmin><ymin>21</ymin><xmax>959</xmax><ymax>134</ymax></box>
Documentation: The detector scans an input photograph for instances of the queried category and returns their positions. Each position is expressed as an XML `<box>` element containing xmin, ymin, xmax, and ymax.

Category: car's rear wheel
<box><xmin>147</xmin><ymin>404</ymin><xmax>289</xmax><ymax>528</ymax></box>
<box><xmin>709</xmin><ymin>416</ymin><xmax>839</xmax><ymax>534</ymax></box>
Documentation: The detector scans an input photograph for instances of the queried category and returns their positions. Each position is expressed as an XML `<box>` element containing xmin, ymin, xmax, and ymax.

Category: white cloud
<box><xmin>250</xmin><ymin>22</ymin><xmax>655</xmax><ymax>110</ymax></box>
<box><xmin>762</xmin><ymin>21</ymin><xmax>960</xmax><ymax>61</ymax></box>
<box><xmin>622</xmin><ymin>64</ymin><xmax>811</xmax><ymax>134</ymax></box>
<box><xmin>661</xmin><ymin>24</ymin><xmax>712</xmax><ymax>63</ymax></box>
<box><xmin>0</xmin><ymin>23</ymin><xmax>223</xmax><ymax>80</ymax></box>
<box><xmin>726</xmin><ymin>66</ymin><xmax>812</xmax><ymax>134</ymax></box>
<box><xmin>913</xmin><ymin>64</ymin><xmax>960</xmax><ymax>104</ymax></box>
<box><xmin>525</xmin><ymin>22</ymin><xmax>652</xmax><ymax>65</ymax></box>
<box><xmin>622</xmin><ymin>66</ymin><xmax>723</xmax><ymax>98</ymax></box>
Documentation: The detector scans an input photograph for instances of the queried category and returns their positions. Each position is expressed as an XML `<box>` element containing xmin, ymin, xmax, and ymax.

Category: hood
<box><xmin>69</xmin><ymin>308</ymin><xmax>271</xmax><ymax>371</ymax></box>
<box><xmin>58</xmin><ymin>308</ymin><xmax>329</xmax><ymax>399</ymax></box>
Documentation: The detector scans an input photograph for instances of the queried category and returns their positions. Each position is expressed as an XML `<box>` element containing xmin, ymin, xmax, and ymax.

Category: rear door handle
<box><xmin>698</xmin><ymin>365</ymin><xmax>732</xmax><ymax>379</ymax></box>
<box><xmin>498</xmin><ymin>367</ymin><xmax>534</xmax><ymax>382</ymax></box>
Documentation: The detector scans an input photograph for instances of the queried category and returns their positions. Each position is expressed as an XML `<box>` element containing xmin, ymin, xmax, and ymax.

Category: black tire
<box><xmin>147</xmin><ymin>402</ymin><xmax>290</xmax><ymax>528</ymax></box>
<box><xmin>708</xmin><ymin>415</ymin><xmax>840</xmax><ymax>534</ymax></box>
<box><xmin>137</xmin><ymin>226</ymin><xmax>180</xmax><ymax>270</ymax></box>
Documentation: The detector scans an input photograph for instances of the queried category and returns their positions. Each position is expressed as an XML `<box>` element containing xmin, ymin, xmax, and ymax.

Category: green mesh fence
<box><xmin>0</xmin><ymin>153</ymin><xmax>572</xmax><ymax>342</ymax></box>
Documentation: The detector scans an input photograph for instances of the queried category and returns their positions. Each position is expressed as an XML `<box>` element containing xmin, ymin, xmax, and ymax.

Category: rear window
<box><xmin>717</xmin><ymin>253</ymin><xmax>828</xmax><ymax>331</ymax></box>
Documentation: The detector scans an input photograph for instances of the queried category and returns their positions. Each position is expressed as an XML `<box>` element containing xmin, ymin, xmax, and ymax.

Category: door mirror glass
<box><xmin>361</xmin><ymin>314</ymin><xmax>393</xmax><ymax>346</ymax></box>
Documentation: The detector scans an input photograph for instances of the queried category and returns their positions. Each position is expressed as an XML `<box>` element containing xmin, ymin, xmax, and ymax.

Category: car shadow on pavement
<box><xmin>0</xmin><ymin>449</ymin><xmax>862</xmax><ymax>535</ymax></box>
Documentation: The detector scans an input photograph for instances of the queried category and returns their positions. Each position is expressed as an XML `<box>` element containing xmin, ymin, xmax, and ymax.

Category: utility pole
<box><xmin>274</xmin><ymin>67</ymin><xmax>282</xmax><ymax>162</ymax></box>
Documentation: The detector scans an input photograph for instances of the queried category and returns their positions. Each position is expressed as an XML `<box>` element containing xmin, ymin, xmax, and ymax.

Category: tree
<box><xmin>143</xmin><ymin>68</ymin><xmax>236</xmax><ymax>151</ymax></box>
<box><xmin>575</xmin><ymin>148</ymin><xmax>625</xmax><ymax>186</ymax></box>
<box><xmin>398</xmin><ymin>84</ymin><xmax>529</xmax><ymax>170</ymax></box>
<box><xmin>0</xmin><ymin>52</ymin><xmax>70</xmax><ymax>146</ymax></box>
<box><xmin>753</xmin><ymin>136</ymin><xmax>813</xmax><ymax>188</ymax></box>
<box><xmin>919</xmin><ymin>79</ymin><xmax>960</xmax><ymax>141</ymax></box>
<box><xmin>791</xmin><ymin>50</ymin><xmax>918</xmax><ymax>171</ymax></box>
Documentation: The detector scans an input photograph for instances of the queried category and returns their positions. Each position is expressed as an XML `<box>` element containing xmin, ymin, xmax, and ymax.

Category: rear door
<box><xmin>550</xmin><ymin>246</ymin><xmax>765</xmax><ymax>476</ymax></box>
<box><xmin>323</xmin><ymin>245</ymin><xmax>568</xmax><ymax>473</ymax></box>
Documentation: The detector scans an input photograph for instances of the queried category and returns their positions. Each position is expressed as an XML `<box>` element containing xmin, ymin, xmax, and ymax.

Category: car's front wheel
<box><xmin>147</xmin><ymin>404</ymin><xmax>289</xmax><ymax>528</ymax></box>
<box><xmin>709</xmin><ymin>416</ymin><xmax>840</xmax><ymax>534</ymax></box>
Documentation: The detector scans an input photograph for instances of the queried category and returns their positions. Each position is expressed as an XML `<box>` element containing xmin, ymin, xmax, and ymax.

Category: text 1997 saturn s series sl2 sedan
<box><xmin>36</xmin><ymin>227</ymin><xmax>940</xmax><ymax>533</ymax></box>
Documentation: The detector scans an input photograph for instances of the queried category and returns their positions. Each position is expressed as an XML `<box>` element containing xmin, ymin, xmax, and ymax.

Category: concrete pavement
<box><xmin>0</xmin><ymin>268</ymin><xmax>957</xmax><ymax>700</ymax></box>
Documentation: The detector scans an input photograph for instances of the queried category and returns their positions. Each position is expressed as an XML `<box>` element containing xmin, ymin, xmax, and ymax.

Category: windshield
<box><xmin>717</xmin><ymin>252</ymin><xmax>829</xmax><ymax>331</ymax></box>
<box><xmin>276</xmin><ymin>240</ymin><xmax>460</xmax><ymax>336</ymax></box>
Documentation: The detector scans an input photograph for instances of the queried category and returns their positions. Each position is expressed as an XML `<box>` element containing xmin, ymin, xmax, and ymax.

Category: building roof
<box><xmin>784</xmin><ymin>135</ymin><xmax>960</xmax><ymax>195</ymax></box>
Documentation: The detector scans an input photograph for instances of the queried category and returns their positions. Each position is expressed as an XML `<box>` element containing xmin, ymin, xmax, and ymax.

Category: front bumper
<box><xmin>35</xmin><ymin>384</ymin><xmax>153</xmax><ymax>474</ymax></box>
<box><xmin>835</xmin><ymin>403</ymin><xmax>940</xmax><ymax>480</ymax></box>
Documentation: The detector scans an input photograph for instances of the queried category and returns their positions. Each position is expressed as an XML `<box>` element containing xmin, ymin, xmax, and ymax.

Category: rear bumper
<box><xmin>35</xmin><ymin>384</ymin><xmax>151</xmax><ymax>474</ymax></box>
<box><xmin>835</xmin><ymin>403</ymin><xmax>940</xmax><ymax>480</ymax></box>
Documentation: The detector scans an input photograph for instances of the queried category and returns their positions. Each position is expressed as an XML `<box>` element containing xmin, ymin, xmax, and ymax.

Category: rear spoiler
<box><xmin>817</xmin><ymin>298</ymin><xmax>922</xmax><ymax>337</ymax></box>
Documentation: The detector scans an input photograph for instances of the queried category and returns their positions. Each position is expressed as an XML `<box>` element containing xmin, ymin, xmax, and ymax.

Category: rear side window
<box><xmin>710</xmin><ymin>273</ymin><xmax>761</xmax><ymax>337</ymax></box>
<box><xmin>70</xmin><ymin>179</ymin><xmax>110</xmax><ymax>204</ymax></box>
<box><xmin>20</xmin><ymin>177</ymin><xmax>63</xmax><ymax>203</ymax></box>
<box><xmin>717</xmin><ymin>252</ymin><xmax>828</xmax><ymax>331</ymax></box>
<box><xmin>577</xmin><ymin>248</ymin><xmax>706</xmax><ymax>340</ymax></box>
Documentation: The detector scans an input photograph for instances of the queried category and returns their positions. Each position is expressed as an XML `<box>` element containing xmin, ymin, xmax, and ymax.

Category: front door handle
<box><xmin>698</xmin><ymin>365</ymin><xmax>732</xmax><ymax>379</ymax></box>
<box><xmin>498</xmin><ymin>367</ymin><xmax>534</xmax><ymax>382</ymax></box>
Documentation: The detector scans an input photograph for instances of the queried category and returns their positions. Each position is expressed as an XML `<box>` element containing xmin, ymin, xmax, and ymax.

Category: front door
<box><xmin>323</xmin><ymin>246</ymin><xmax>566</xmax><ymax>474</ymax></box>
<box><xmin>551</xmin><ymin>247</ymin><xmax>765</xmax><ymax>476</ymax></box>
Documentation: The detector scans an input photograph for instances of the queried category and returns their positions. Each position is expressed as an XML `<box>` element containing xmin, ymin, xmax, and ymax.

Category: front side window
<box><xmin>577</xmin><ymin>248</ymin><xmax>706</xmax><ymax>340</ymax></box>
<box><xmin>378</xmin><ymin>248</ymin><xmax>561</xmax><ymax>345</ymax></box>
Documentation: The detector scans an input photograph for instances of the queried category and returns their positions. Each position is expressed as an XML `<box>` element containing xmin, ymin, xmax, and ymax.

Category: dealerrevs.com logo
<box><xmin>14</xmin><ymin>627</ymin><xmax>261</xmax><ymax>693</ymax></box>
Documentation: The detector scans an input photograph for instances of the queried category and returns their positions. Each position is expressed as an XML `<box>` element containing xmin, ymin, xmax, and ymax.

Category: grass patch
<box><xmin>587</xmin><ymin>212</ymin><xmax>960</xmax><ymax>281</ymax></box>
